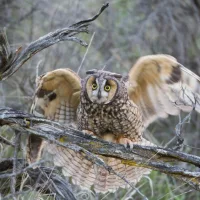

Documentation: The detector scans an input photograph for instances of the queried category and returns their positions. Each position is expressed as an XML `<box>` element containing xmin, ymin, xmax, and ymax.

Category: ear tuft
<box><xmin>86</xmin><ymin>69</ymin><xmax>98</xmax><ymax>75</ymax></box>
<box><xmin>112</xmin><ymin>73</ymin><xmax>122</xmax><ymax>79</ymax></box>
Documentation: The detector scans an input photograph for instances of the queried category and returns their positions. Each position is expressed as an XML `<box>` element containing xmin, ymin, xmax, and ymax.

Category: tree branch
<box><xmin>0</xmin><ymin>134</ymin><xmax>14</xmax><ymax>146</ymax></box>
<box><xmin>0</xmin><ymin>3</ymin><xmax>109</xmax><ymax>81</ymax></box>
<box><xmin>1</xmin><ymin>107</ymin><xmax>200</xmax><ymax>191</ymax></box>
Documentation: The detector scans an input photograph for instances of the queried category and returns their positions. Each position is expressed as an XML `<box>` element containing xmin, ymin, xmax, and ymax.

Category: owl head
<box><xmin>83</xmin><ymin>69</ymin><xmax>127</xmax><ymax>104</ymax></box>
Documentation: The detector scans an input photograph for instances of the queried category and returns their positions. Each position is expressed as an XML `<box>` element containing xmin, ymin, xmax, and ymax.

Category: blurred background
<box><xmin>1</xmin><ymin>0</ymin><xmax>200</xmax><ymax>199</ymax></box>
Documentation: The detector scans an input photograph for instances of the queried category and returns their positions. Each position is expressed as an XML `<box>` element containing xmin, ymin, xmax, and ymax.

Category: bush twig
<box><xmin>0</xmin><ymin>3</ymin><xmax>109</xmax><ymax>81</ymax></box>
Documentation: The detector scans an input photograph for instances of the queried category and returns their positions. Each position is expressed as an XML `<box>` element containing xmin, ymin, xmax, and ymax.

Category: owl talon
<box><xmin>82</xmin><ymin>130</ymin><xmax>97</xmax><ymax>138</ymax></box>
<box><xmin>118</xmin><ymin>137</ymin><xmax>135</xmax><ymax>149</ymax></box>
<box><xmin>127</xmin><ymin>141</ymin><xmax>134</xmax><ymax>149</ymax></box>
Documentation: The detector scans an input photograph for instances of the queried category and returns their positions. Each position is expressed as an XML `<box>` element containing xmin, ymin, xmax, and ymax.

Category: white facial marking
<box><xmin>91</xmin><ymin>78</ymin><xmax>99</xmax><ymax>97</ymax></box>
<box><xmin>101</xmin><ymin>80</ymin><xmax>109</xmax><ymax>98</ymax></box>
<box><xmin>91</xmin><ymin>78</ymin><xmax>109</xmax><ymax>104</ymax></box>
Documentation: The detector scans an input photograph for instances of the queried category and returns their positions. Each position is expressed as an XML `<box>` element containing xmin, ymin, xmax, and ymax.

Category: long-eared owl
<box><xmin>28</xmin><ymin>54</ymin><xmax>200</xmax><ymax>192</ymax></box>
<box><xmin>78</xmin><ymin>69</ymin><xmax>143</xmax><ymax>143</ymax></box>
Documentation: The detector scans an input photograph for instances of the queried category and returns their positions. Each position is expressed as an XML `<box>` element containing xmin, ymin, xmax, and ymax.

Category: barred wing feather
<box><xmin>128</xmin><ymin>55</ymin><xmax>200</xmax><ymax>128</ymax></box>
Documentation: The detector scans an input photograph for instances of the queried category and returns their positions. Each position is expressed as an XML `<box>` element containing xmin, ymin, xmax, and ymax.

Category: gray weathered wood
<box><xmin>0</xmin><ymin>107</ymin><xmax>200</xmax><ymax>191</ymax></box>
<box><xmin>0</xmin><ymin>3</ymin><xmax>109</xmax><ymax>80</ymax></box>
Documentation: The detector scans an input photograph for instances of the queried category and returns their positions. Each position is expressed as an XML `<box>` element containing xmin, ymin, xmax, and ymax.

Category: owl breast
<box><xmin>77</xmin><ymin>98</ymin><xmax>144</xmax><ymax>140</ymax></box>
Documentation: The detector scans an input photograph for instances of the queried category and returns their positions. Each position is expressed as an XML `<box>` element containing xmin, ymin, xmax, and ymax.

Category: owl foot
<box><xmin>118</xmin><ymin>137</ymin><xmax>137</xmax><ymax>149</ymax></box>
<box><xmin>82</xmin><ymin>130</ymin><xmax>97</xmax><ymax>138</ymax></box>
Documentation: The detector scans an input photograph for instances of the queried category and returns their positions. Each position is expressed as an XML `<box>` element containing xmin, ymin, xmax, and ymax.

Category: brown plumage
<box><xmin>78</xmin><ymin>70</ymin><xmax>144</xmax><ymax>141</ymax></box>
<box><xmin>47</xmin><ymin>137</ymin><xmax>152</xmax><ymax>192</ymax></box>
<box><xmin>28</xmin><ymin>54</ymin><xmax>200</xmax><ymax>192</ymax></box>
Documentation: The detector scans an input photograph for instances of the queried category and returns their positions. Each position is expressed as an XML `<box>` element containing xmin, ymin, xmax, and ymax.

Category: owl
<box><xmin>78</xmin><ymin>69</ymin><xmax>144</xmax><ymax>145</ymax></box>
<box><xmin>28</xmin><ymin>54</ymin><xmax>200</xmax><ymax>193</ymax></box>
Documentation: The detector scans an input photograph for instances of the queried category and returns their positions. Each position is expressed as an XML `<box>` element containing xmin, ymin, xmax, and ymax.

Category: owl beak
<box><xmin>97</xmin><ymin>90</ymin><xmax>101</xmax><ymax>99</ymax></box>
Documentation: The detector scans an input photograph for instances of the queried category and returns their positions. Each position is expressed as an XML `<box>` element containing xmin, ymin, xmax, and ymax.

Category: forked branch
<box><xmin>0</xmin><ymin>3</ymin><xmax>109</xmax><ymax>81</ymax></box>
<box><xmin>1</xmin><ymin>107</ymin><xmax>200</xmax><ymax>191</ymax></box>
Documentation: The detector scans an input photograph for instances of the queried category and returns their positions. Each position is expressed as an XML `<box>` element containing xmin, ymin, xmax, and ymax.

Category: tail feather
<box><xmin>46</xmin><ymin>138</ymin><xmax>153</xmax><ymax>193</ymax></box>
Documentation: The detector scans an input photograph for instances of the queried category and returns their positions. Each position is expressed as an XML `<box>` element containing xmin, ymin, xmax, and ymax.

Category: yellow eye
<box><xmin>92</xmin><ymin>83</ymin><xmax>98</xmax><ymax>90</ymax></box>
<box><xmin>104</xmin><ymin>85</ymin><xmax>111</xmax><ymax>92</ymax></box>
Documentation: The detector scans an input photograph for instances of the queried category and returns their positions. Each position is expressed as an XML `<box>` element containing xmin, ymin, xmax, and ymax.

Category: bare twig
<box><xmin>0</xmin><ymin>134</ymin><xmax>14</xmax><ymax>147</ymax></box>
<box><xmin>10</xmin><ymin>131</ymin><xmax>21</xmax><ymax>200</ymax></box>
<box><xmin>174</xmin><ymin>111</ymin><xmax>192</xmax><ymax>150</ymax></box>
<box><xmin>77</xmin><ymin>31</ymin><xmax>96</xmax><ymax>74</ymax></box>
<box><xmin>0</xmin><ymin>3</ymin><xmax>109</xmax><ymax>81</ymax></box>
<box><xmin>0</xmin><ymin>162</ymin><xmax>77</xmax><ymax>200</ymax></box>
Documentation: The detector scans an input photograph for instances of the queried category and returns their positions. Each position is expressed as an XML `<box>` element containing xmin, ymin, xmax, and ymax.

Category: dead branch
<box><xmin>1</xmin><ymin>107</ymin><xmax>200</xmax><ymax>192</ymax></box>
<box><xmin>0</xmin><ymin>159</ymin><xmax>76</xmax><ymax>200</ymax></box>
<box><xmin>0</xmin><ymin>134</ymin><xmax>14</xmax><ymax>146</ymax></box>
<box><xmin>0</xmin><ymin>3</ymin><xmax>109</xmax><ymax>81</ymax></box>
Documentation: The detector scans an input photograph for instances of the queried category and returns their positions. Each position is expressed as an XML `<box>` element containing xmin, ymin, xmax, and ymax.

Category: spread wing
<box><xmin>31</xmin><ymin>68</ymin><xmax>81</xmax><ymax>124</ymax></box>
<box><xmin>128</xmin><ymin>54</ymin><xmax>200</xmax><ymax>127</ymax></box>
<box><xmin>28</xmin><ymin>68</ymin><xmax>81</xmax><ymax>163</ymax></box>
